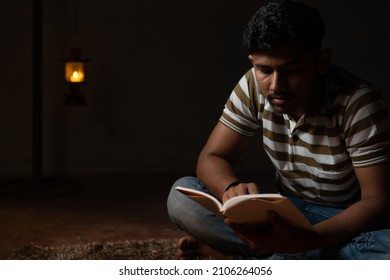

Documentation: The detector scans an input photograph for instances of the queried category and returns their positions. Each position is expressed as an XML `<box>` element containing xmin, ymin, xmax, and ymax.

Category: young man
<box><xmin>167</xmin><ymin>0</ymin><xmax>390</xmax><ymax>259</ymax></box>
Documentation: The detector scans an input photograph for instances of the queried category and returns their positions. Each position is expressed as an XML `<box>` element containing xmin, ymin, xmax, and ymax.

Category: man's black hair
<box><xmin>242</xmin><ymin>0</ymin><xmax>325</xmax><ymax>53</ymax></box>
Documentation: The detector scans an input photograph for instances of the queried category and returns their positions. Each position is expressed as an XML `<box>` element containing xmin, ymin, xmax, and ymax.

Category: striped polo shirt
<box><xmin>220</xmin><ymin>66</ymin><xmax>390</xmax><ymax>207</ymax></box>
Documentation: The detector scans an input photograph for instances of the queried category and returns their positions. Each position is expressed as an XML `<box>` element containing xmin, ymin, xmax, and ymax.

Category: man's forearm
<box><xmin>196</xmin><ymin>153</ymin><xmax>239</xmax><ymax>200</ymax></box>
<box><xmin>313</xmin><ymin>198</ymin><xmax>390</xmax><ymax>248</ymax></box>
<box><xmin>195</xmin><ymin>121</ymin><xmax>253</xmax><ymax>201</ymax></box>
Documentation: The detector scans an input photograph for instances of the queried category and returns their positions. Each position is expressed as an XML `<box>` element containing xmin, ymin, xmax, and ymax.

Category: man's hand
<box><xmin>222</xmin><ymin>182</ymin><xmax>260</xmax><ymax>203</ymax></box>
<box><xmin>225</xmin><ymin>211</ymin><xmax>320</xmax><ymax>253</ymax></box>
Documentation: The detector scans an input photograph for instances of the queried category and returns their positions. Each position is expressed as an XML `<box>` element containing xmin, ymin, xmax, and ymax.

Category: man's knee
<box><xmin>172</xmin><ymin>176</ymin><xmax>201</xmax><ymax>189</ymax></box>
<box><xmin>167</xmin><ymin>176</ymin><xmax>200</xmax><ymax>222</ymax></box>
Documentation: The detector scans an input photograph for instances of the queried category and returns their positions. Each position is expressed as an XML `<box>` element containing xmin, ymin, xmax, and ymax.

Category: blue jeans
<box><xmin>167</xmin><ymin>176</ymin><xmax>390</xmax><ymax>259</ymax></box>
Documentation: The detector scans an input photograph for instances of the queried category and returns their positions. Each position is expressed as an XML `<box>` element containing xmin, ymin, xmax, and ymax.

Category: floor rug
<box><xmin>8</xmin><ymin>239</ymin><xmax>179</xmax><ymax>260</ymax></box>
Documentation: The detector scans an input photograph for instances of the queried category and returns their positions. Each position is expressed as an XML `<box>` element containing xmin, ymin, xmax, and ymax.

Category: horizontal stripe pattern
<box><xmin>220</xmin><ymin>66</ymin><xmax>390</xmax><ymax>207</ymax></box>
<box><xmin>220</xmin><ymin>69</ymin><xmax>262</xmax><ymax>136</ymax></box>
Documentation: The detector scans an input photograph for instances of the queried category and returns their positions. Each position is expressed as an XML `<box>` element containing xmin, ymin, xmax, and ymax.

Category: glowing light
<box><xmin>65</xmin><ymin>62</ymin><xmax>85</xmax><ymax>83</ymax></box>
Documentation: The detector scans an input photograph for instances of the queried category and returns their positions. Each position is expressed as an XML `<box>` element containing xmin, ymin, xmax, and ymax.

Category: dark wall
<box><xmin>1</xmin><ymin>0</ymin><xmax>389</xmax><ymax>177</ymax></box>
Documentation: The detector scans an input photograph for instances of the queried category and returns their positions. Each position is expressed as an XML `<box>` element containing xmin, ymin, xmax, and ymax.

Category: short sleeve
<box><xmin>219</xmin><ymin>68</ymin><xmax>263</xmax><ymax>137</ymax></box>
<box><xmin>343</xmin><ymin>88</ymin><xmax>390</xmax><ymax>167</ymax></box>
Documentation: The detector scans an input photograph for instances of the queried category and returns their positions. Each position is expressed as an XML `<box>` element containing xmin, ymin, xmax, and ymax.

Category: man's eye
<box><xmin>259</xmin><ymin>69</ymin><xmax>272</xmax><ymax>75</ymax></box>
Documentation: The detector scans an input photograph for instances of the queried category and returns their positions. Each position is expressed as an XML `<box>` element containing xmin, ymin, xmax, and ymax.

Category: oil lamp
<box><xmin>63</xmin><ymin>47</ymin><xmax>89</xmax><ymax>106</ymax></box>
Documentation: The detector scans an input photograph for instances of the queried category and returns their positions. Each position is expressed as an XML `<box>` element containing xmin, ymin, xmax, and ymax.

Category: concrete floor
<box><xmin>0</xmin><ymin>173</ymin><xmax>185</xmax><ymax>259</ymax></box>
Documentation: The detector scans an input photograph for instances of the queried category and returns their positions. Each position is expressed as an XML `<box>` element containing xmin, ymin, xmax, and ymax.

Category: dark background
<box><xmin>1</xmin><ymin>0</ymin><xmax>389</xmax><ymax>179</ymax></box>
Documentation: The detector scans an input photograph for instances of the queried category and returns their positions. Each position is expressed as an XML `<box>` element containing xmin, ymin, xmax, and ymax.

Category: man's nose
<box><xmin>269</xmin><ymin>71</ymin><xmax>279</xmax><ymax>91</ymax></box>
<box><xmin>270</xmin><ymin>72</ymin><xmax>282</xmax><ymax>92</ymax></box>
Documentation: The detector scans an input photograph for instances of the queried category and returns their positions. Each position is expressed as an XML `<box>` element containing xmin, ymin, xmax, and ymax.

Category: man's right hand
<box><xmin>222</xmin><ymin>182</ymin><xmax>260</xmax><ymax>203</ymax></box>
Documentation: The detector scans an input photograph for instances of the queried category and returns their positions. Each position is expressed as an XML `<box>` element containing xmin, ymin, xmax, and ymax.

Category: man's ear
<box><xmin>318</xmin><ymin>48</ymin><xmax>332</xmax><ymax>74</ymax></box>
<box><xmin>248</xmin><ymin>54</ymin><xmax>254</xmax><ymax>64</ymax></box>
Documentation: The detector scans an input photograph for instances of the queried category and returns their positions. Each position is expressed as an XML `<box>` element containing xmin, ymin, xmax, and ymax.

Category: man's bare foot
<box><xmin>178</xmin><ymin>236</ymin><xmax>230</xmax><ymax>259</ymax></box>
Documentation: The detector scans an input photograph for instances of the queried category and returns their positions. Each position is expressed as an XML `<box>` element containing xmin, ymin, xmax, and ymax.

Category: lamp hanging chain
<box><xmin>63</xmin><ymin>0</ymin><xmax>89</xmax><ymax>59</ymax></box>
<box><xmin>73</xmin><ymin>0</ymin><xmax>80</xmax><ymax>36</ymax></box>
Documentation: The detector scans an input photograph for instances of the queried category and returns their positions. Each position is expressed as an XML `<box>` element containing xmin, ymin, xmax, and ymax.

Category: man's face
<box><xmin>250</xmin><ymin>47</ymin><xmax>324</xmax><ymax>121</ymax></box>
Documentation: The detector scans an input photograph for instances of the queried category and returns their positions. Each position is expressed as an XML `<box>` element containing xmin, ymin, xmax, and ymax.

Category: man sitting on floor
<box><xmin>167</xmin><ymin>0</ymin><xmax>390</xmax><ymax>259</ymax></box>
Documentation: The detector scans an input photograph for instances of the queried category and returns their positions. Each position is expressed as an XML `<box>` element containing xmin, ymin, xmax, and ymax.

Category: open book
<box><xmin>176</xmin><ymin>186</ymin><xmax>314</xmax><ymax>231</ymax></box>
